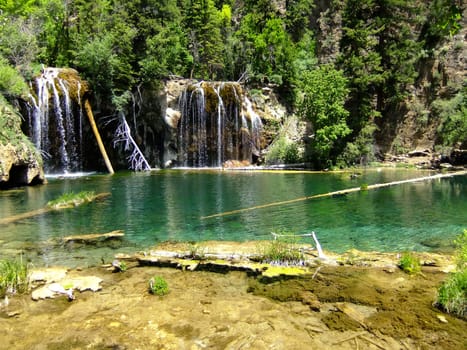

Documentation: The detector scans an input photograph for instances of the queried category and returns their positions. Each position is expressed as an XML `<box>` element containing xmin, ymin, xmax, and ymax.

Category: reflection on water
<box><xmin>0</xmin><ymin>169</ymin><xmax>466</xmax><ymax>267</ymax></box>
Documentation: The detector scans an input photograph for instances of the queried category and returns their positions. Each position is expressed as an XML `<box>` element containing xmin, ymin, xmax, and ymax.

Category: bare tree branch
<box><xmin>113</xmin><ymin>112</ymin><xmax>151</xmax><ymax>171</ymax></box>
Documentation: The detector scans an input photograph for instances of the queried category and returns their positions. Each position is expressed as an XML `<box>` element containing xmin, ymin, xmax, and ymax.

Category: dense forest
<box><xmin>0</xmin><ymin>0</ymin><xmax>465</xmax><ymax>169</ymax></box>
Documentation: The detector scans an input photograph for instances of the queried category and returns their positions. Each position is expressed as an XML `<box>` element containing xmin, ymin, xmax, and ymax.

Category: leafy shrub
<box><xmin>265</xmin><ymin>136</ymin><xmax>302</xmax><ymax>164</ymax></box>
<box><xmin>148</xmin><ymin>276</ymin><xmax>169</xmax><ymax>296</ymax></box>
<box><xmin>0</xmin><ymin>257</ymin><xmax>29</xmax><ymax>297</ymax></box>
<box><xmin>296</xmin><ymin>64</ymin><xmax>350</xmax><ymax>169</ymax></box>
<box><xmin>454</xmin><ymin>229</ymin><xmax>467</xmax><ymax>269</ymax></box>
<box><xmin>399</xmin><ymin>252</ymin><xmax>421</xmax><ymax>274</ymax></box>
<box><xmin>433</xmin><ymin>88</ymin><xmax>467</xmax><ymax>148</ymax></box>
<box><xmin>435</xmin><ymin>230</ymin><xmax>467</xmax><ymax>318</ymax></box>
<box><xmin>0</xmin><ymin>57</ymin><xmax>28</xmax><ymax>97</ymax></box>
<box><xmin>436</xmin><ymin>269</ymin><xmax>466</xmax><ymax>319</ymax></box>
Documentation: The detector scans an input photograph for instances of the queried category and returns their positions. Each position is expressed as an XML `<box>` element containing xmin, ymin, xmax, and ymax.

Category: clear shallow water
<box><xmin>0</xmin><ymin>169</ymin><xmax>466</xmax><ymax>267</ymax></box>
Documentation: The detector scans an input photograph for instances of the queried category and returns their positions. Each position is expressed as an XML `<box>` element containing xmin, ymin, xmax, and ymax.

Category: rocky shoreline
<box><xmin>0</xmin><ymin>241</ymin><xmax>465</xmax><ymax>349</ymax></box>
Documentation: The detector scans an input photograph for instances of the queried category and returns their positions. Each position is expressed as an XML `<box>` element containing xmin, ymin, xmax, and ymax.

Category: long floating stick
<box><xmin>200</xmin><ymin>170</ymin><xmax>467</xmax><ymax>220</ymax></box>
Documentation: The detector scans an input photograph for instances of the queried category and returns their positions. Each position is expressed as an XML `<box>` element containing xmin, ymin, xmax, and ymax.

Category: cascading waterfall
<box><xmin>177</xmin><ymin>81</ymin><xmax>262</xmax><ymax>167</ymax></box>
<box><xmin>244</xmin><ymin>95</ymin><xmax>263</xmax><ymax>159</ymax></box>
<box><xmin>27</xmin><ymin>68</ymin><xmax>83</xmax><ymax>173</ymax></box>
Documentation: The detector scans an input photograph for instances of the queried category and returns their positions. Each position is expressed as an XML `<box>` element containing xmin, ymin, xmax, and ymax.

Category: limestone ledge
<box><xmin>113</xmin><ymin>241</ymin><xmax>456</xmax><ymax>278</ymax></box>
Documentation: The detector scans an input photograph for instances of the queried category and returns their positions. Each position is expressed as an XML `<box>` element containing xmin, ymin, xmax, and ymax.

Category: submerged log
<box><xmin>62</xmin><ymin>230</ymin><xmax>124</xmax><ymax>244</ymax></box>
<box><xmin>200</xmin><ymin>170</ymin><xmax>467</xmax><ymax>219</ymax></box>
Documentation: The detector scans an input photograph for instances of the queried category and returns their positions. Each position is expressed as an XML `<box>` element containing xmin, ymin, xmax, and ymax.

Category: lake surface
<box><xmin>0</xmin><ymin>169</ymin><xmax>466</xmax><ymax>267</ymax></box>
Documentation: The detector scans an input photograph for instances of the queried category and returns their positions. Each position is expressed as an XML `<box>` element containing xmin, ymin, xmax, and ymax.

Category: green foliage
<box><xmin>185</xmin><ymin>0</ymin><xmax>224</xmax><ymax>79</ymax></box>
<box><xmin>297</xmin><ymin>64</ymin><xmax>351</xmax><ymax>168</ymax></box>
<box><xmin>265</xmin><ymin>135</ymin><xmax>302</xmax><ymax>165</ymax></box>
<box><xmin>433</xmin><ymin>86</ymin><xmax>467</xmax><ymax>148</ymax></box>
<box><xmin>435</xmin><ymin>230</ymin><xmax>467</xmax><ymax>319</ymax></box>
<box><xmin>454</xmin><ymin>230</ymin><xmax>467</xmax><ymax>270</ymax></box>
<box><xmin>399</xmin><ymin>252</ymin><xmax>421</xmax><ymax>275</ymax></box>
<box><xmin>284</xmin><ymin>0</ymin><xmax>315</xmax><ymax>42</ymax></box>
<box><xmin>0</xmin><ymin>95</ymin><xmax>37</xmax><ymax>155</ymax></box>
<box><xmin>0</xmin><ymin>0</ymin><xmax>36</xmax><ymax>16</ymax></box>
<box><xmin>436</xmin><ymin>269</ymin><xmax>467</xmax><ymax>319</ymax></box>
<box><xmin>73</xmin><ymin>35</ymin><xmax>117</xmax><ymax>92</ymax></box>
<box><xmin>0</xmin><ymin>15</ymin><xmax>39</xmax><ymax>72</ymax></box>
<box><xmin>421</xmin><ymin>0</ymin><xmax>462</xmax><ymax>48</ymax></box>
<box><xmin>148</xmin><ymin>276</ymin><xmax>169</xmax><ymax>296</ymax></box>
<box><xmin>259</xmin><ymin>233</ymin><xmax>305</xmax><ymax>265</ymax></box>
<box><xmin>337</xmin><ymin>123</ymin><xmax>377</xmax><ymax>168</ymax></box>
<box><xmin>139</xmin><ymin>24</ymin><xmax>192</xmax><ymax>81</ymax></box>
<box><xmin>338</xmin><ymin>0</ymin><xmax>420</xmax><ymax>135</ymax></box>
<box><xmin>238</xmin><ymin>15</ymin><xmax>296</xmax><ymax>88</ymax></box>
<box><xmin>0</xmin><ymin>257</ymin><xmax>29</xmax><ymax>297</ymax></box>
<box><xmin>0</xmin><ymin>57</ymin><xmax>28</xmax><ymax>97</ymax></box>
<box><xmin>0</xmin><ymin>0</ymin><xmax>463</xmax><ymax>160</ymax></box>
<box><xmin>46</xmin><ymin>191</ymin><xmax>96</xmax><ymax>209</ymax></box>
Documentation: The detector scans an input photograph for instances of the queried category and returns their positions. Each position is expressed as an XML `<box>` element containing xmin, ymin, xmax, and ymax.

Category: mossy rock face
<box><xmin>0</xmin><ymin>97</ymin><xmax>44</xmax><ymax>188</ymax></box>
<box><xmin>56</xmin><ymin>68</ymin><xmax>89</xmax><ymax>101</ymax></box>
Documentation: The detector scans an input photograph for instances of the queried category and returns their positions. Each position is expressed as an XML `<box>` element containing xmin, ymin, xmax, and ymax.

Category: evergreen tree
<box><xmin>185</xmin><ymin>0</ymin><xmax>224</xmax><ymax>79</ymax></box>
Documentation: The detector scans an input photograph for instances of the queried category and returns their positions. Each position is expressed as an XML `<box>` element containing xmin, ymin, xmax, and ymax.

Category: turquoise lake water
<box><xmin>0</xmin><ymin>169</ymin><xmax>466</xmax><ymax>267</ymax></box>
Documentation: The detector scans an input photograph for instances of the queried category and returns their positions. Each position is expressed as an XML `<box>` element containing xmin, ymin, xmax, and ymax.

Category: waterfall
<box><xmin>28</xmin><ymin>68</ymin><xmax>83</xmax><ymax>173</ymax></box>
<box><xmin>244</xmin><ymin>95</ymin><xmax>263</xmax><ymax>158</ymax></box>
<box><xmin>177</xmin><ymin>81</ymin><xmax>262</xmax><ymax>167</ymax></box>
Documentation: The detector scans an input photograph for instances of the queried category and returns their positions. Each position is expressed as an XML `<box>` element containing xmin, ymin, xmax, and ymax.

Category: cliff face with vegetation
<box><xmin>0</xmin><ymin>0</ymin><xmax>465</xmax><ymax>173</ymax></box>
<box><xmin>0</xmin><ymin>97</ymin><xmax>44</xmax><ymax>188</ymax></box>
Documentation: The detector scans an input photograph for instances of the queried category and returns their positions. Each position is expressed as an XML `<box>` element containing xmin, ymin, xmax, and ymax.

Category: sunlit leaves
<box><xmin>298</xmin><ymin>64</ymin><xmax>351</xmax><ymax>168</ymax></box>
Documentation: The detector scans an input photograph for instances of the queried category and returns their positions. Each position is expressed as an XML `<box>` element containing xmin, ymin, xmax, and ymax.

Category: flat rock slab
<box><xmin>31</xmin><ymin>276</ymin><xmax>103</xmax><ymax>301</ymax></box>
<box><xmin>29</xmin><ymin>267</ymin><xmax>68</xmax><ymax>284</ymax></box>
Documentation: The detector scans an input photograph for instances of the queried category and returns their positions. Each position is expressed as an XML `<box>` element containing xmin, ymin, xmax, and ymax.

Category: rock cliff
<box><xmin>0</xmin><ymin>97</ymin><xmax>44</xmax><ymax>188</ymax></box>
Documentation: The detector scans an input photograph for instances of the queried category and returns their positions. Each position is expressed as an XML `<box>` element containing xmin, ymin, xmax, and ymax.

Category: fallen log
<box><xmin>84</xmin><ymin>99</ymin><xmax>114</xmax><ymax>174</ymax></box>
<box><xmin>0</xmin><ymin>192</ymin><xmax>111</xmax><ymax>225</ymax></box>
<box><xmin>62</xmin><ymin>230</ymin><xmax>124</xmax><ymax>244</ymax></box>
<box><xmin>200</xmin><ymin>170</ymin><xmax>467</xmax><ymax>220</ymax></box>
